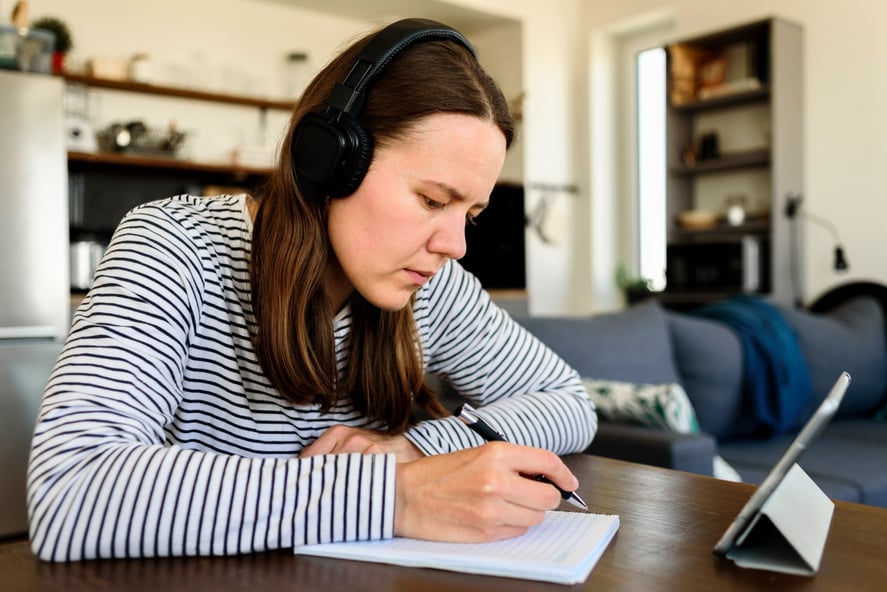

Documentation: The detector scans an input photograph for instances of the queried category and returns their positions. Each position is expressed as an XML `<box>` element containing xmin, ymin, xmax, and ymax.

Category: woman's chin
<box><xmin>361</xmin><ymin>288</ymin><xmax>415</xmax><ymax>312</ymax></box>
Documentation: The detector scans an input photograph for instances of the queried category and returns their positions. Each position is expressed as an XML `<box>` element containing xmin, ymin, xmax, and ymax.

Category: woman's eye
<box><xmin>423</xmin><ymin>196</ymin><xmax>446</xmax><ymax>210</ymax></box>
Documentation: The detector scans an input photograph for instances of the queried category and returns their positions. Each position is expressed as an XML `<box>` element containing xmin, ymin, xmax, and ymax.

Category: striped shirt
<box><xmin>28</xmin><ymin>194</ymin><xmax>596</xmax><ymax>561</ymax></box>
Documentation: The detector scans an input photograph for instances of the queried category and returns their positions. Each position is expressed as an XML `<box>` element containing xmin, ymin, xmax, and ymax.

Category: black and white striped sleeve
<box><xmin>405</xmin><ymin>261</ymin><xmax>597</xmax><ymax>456</ymax></box>
<box><xmin>27</xmin><ymin>201</ymin><xmax>394</xmax><ymax>561</ymax></box>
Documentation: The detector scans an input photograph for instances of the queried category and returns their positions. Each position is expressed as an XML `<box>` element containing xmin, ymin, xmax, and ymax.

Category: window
<box><xmin>591</xmin><ymin>18</ymin><xmax>672</xmax><ymax>308</ymax></box>
<box><xmin>636</xmin><ymin>47</ymin><xmax>666</xmax><ymax>290</ymax></box>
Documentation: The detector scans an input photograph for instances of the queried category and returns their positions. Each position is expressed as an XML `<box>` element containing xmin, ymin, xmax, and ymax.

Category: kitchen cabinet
<box><xmin>661</xmin><ymin>18</ymin><xmax>802</xmax><ymax>309</ymax></box>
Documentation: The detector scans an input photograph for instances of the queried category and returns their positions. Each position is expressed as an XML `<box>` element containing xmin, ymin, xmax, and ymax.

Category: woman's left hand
<box><xmin>300</xmin><ymin>425</ymin><xmax>424</xmax><ymax>462</ymax></box>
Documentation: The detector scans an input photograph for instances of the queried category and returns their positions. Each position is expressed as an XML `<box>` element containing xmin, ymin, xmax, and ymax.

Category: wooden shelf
<box><xmin>670</xmin><ymin>86</ymin><xmax>770</xmax><ymax>113</ymax></box>
<box><xmin>671</xmin><ymin>149</ymin><xmax>771</xmax><ymax>175</ymax></box>
<box><xmin>68</xmin><ymin>150</ymin><xmax>271</xmax><ymax>179</ymax></box>
<box><xmin>669</xmin><ymin>218</ymin><xmax>771</xmax><ymax>243</ymax></box>
<box><xmin>61</xmin><ymin>73</ymin><xmax>296</xmax><ymax>111</ymax></box>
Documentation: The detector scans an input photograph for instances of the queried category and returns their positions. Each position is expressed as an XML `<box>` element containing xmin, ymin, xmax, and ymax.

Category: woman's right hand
<box><xmin>393</xmin><ymin>442</ymin><xmax>579</xmax><ymax>542</ymax></box>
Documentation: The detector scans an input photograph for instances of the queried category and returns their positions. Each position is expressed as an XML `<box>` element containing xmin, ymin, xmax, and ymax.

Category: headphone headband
<box><xmin>291</xmin><ymin>18</ymin><xmax>477</xmax><ymax>199</ymax></box>
<box><xmin>325</xmin><ymin>19</ymin><xmax>476</xmax><ymax>118</ymax></box>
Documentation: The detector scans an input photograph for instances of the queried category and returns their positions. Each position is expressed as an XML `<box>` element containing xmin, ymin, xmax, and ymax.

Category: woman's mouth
<box><xmin>404</xmin><ymin>269</ymin><xmax>433</xmax><ymax>286</ymax></box>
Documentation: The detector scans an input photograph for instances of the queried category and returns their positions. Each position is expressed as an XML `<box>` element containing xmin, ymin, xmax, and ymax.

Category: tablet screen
<box><xmin>713</xmin><ymin>371</ymin><xmax>851</xmax><ymax>555</ymax></box>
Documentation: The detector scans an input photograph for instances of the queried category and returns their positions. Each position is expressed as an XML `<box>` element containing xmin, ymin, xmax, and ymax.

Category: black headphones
<box><xmin>290</xmin><ymin>18</ymin><xmax>476</xmax><ymax>200</ymax></box>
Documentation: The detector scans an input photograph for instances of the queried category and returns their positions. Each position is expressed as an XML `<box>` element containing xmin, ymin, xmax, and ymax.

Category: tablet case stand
<box><xmin>726</xmin><ymin>463</ymin><xmax>834</xmax><ymax>576</ymax></box>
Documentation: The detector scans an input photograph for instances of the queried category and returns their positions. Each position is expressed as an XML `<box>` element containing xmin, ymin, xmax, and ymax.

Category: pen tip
<box><xmin>568</xmin><ymin>493</ymin><xmax>589</xmax><ymax>511</ymax></box>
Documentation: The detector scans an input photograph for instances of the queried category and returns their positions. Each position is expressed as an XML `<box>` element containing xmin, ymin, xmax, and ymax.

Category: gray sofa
<box><xmin>514</xmin><ymin>289</ymin><xmax>887</xmax><ymax>509</ymax></box>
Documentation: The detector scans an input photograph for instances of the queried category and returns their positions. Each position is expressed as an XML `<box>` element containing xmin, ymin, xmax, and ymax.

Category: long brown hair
<box><xmin>250</xmin><ymin>25</ymin><xmax>514</xmax><ymax>434</ymax></box>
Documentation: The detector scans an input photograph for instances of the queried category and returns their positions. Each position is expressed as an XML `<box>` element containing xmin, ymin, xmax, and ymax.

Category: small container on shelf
<box><xmin>96</xmin><ymin>120</ymin><xmax>188</xmax><ymax>158</ymax></box>
<box><xmin>725</xmin><ymin>194</ymin><xmax>747</xmax><ymax>226</ymax></box>
<box><xmin>677</xmin><ymin>209</ymin><xmax>719</xmax><ymax>230</ymax></box>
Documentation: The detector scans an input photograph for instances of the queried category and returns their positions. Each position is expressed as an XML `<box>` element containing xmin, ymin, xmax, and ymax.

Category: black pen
<box><xmin>454</xmin><ymin>403</ymin><xmax>589</xmax><ymax>511</ymax></box>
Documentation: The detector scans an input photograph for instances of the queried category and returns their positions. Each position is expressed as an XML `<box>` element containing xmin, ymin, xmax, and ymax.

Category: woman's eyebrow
<box><xmin>425</xmin><ymin>180</ymin><xmax>489</xmax><ymax>211</ymax></box>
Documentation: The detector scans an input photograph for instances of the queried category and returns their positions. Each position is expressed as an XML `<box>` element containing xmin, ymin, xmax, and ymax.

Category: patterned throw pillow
<box><xmin>581</xmin><ymin>378</ymin><xmax>741</xmax><ymax>482</ymax></box>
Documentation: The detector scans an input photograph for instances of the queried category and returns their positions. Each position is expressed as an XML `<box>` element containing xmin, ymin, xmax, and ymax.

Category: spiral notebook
<box><xmin>293</xmin><ymin>511</ymin><xmax>620</xmax><ymax>585</ymax></box>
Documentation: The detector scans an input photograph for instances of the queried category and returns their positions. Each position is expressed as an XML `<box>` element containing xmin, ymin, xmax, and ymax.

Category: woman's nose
<box><xmin>427</xmin><ymin>214</ymin><xmax>468</xmax><ymax>260</ymax></box>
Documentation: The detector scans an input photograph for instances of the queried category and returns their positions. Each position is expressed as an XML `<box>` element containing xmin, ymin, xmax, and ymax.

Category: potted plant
<box><xmin>31</xmin><ymin>16</ymin><xmax>73</xmax><ymax>73</ymax></box>
<box><xmin>616</xmin><ymin>265</ymin><xmax>654</xmax><ymax>305</ymax></box>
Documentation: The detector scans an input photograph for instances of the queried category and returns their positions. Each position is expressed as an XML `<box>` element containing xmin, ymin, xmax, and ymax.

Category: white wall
<box><xmin>468</xmin><ymin>21</ymin><xmax>524</xmax><ymax>184</ymax></box>
<box><xmin>31</xmin><ymin>0</ymin><xmax>887</xmax><ymax>313</ymax></box>
<box><xmin>449</xmin><ymin>0</ymin><xmax>594</xmax><ymax>315</ymax></box>
<box><xmin>35</xmin><ymin>0</ymin><xmax>366</xmax><ymax>166</ymax></box>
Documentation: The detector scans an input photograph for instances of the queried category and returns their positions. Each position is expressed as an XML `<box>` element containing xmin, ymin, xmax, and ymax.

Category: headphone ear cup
<box><xmin>291</xmin><ymin>113</ymin><xmax>374</xmax><ymax>199</ymax></box>
<box><xmin>327</xmin><ymin>118</ymin><xmax>374</xmax><ymax>198</ymax></box>
<box><xmin>291</xmin><ymin>113</ymin><xmax>347</xmax><ymax>200</ymax></box>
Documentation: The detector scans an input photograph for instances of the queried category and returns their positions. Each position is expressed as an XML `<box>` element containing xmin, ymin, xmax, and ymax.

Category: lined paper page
<box><xmin>294</xmin><ymin>511</ymin><xmax>620</xmax><ymax>585</ymax></box>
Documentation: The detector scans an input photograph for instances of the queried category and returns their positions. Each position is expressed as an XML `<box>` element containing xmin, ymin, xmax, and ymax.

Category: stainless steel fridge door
<box><xmin>0</xmin><ymin>70</ymin><xmax>69</xmax><ymax>340</ymax></box>
<box><xmin>0</xmin><ymin>341</ymin><xmax>62</xmax><ymax>537</ymax></box>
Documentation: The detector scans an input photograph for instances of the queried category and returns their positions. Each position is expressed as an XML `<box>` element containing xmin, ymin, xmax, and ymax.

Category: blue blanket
<box><xmin>693</xmin><ymin>295</ymin><xmax>812</xmax><ymax>436</ymax></box>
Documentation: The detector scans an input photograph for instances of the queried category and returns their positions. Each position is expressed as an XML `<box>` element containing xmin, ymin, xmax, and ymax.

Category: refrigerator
<box><xmin>0</xmin><ymin>69</ymin><xmax>69</xmax><ymax>537</ymax></box>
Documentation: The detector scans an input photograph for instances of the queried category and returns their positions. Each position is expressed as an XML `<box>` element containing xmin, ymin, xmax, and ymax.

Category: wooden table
<box><xmin>2</xmin><ymin>455</ymin><xmax>884</xmax><ymax>591</ymax></box>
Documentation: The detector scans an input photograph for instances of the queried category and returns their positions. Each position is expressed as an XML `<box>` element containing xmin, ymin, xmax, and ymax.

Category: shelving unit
<box><xmin>61</xmin><ymin>73</ymin><xmax>293</xmax><ymax>179</ymax></box>
<box><xmin>662</xmin><ymin>18</ymin><xmax>803</xmax><ymax>309</ymax></box>
<box><xmin>64</xmin><ymin>75</ymin><xmax>294</xmax><ymax>290</ymax></box>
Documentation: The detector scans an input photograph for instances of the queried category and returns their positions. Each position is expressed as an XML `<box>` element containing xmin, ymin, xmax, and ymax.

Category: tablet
<box><xmin>712</xmin><ymin>371</ymin><xmax>851</xmax><ymax>555</ymax></box>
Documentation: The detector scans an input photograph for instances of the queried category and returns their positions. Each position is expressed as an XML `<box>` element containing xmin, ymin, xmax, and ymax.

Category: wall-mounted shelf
<box><xmin>669</xmin><ymin>218</ymin><xmax>771</xmax><ymax>243</ymax></box>
<box><xmin>65</xmin><ymin>71</ymin><xmax>280</xmax><ymax>242</ymax></box>
<box><xmin>60</xmin><ymin>73</ymin><xmax>296</xmax><ymax>111</ymax></box>
<box><xmin>68</xmin><ymin>150</ymin><xmax>271</xmax><ymax>180</ymax></box>
<box><xmin>671</xmin><ymin>86</ymin><xmax>770</xmax><ymax>113</ymax></box>
<box><xmin>59</xmin><ymin>55</ymin><xmax>296</xmax><ymax>299</ymax></box>
<box><xmin>671</xmin><ymin>149</ymin><xmax>771</xmax><ymax>175</ymax></box>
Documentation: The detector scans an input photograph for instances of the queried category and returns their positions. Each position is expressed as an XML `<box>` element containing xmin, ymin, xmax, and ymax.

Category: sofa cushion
<box><xmin>776</xmin><ymin>296</ymin><xmax>887</xmax><ymax>420</ymax></box>
<box><xmin>581</xmin><ymin>379</ymin><xmax>699</xmax><ymax>432</ymax></box>
<box><xmin>514</xmin><ymin>299</ymin><xmax>681</xmax><ymax>385</ymax></box>
<box><xmin>719</xmin><ymin>419</ymin><xmax>887</xmax><ymax>507</ymax></box>
<box><xmin>666</xmin><ymin>312</ymin><xmax>751</xmax><ymax>439</ymax></box>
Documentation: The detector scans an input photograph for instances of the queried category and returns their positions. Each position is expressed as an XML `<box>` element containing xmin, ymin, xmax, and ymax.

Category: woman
<box><xmin>28</xmin><ymin>19</ymin><xmax>596</xmax><ymax>561</ymax></box>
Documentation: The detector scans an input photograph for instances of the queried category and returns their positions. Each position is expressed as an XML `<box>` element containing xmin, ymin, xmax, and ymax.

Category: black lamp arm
<box><xmin>784</xmin><ymin>194</ymin><xmax>849</xmax><ymax>272</ymax></box>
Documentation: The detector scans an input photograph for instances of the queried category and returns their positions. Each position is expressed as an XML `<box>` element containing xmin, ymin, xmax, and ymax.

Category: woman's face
<box><xmin>325</xmin><ymin>113</ymin><xmax>506</xmax><ymax>311</ymax></box>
